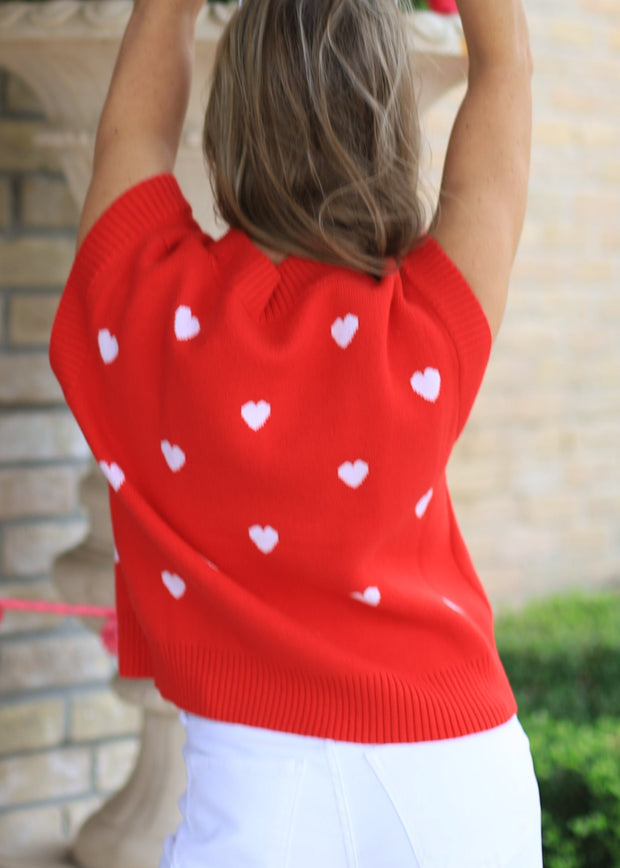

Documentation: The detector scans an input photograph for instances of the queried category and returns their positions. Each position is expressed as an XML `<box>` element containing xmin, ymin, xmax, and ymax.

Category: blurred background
<box><xmin>0</xmin><ymin>0</ymin><xmax>618</xmax><ymax>865</ymax></box>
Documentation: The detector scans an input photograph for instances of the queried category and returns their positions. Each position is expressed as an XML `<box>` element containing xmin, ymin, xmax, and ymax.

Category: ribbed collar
<box><xmin>213</xmin><ymin>228</ymin><xmax>385</xmax><ymax>322</ymax></box>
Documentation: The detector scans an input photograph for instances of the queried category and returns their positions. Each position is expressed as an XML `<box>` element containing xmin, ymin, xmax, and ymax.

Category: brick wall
<box><xmin>0</xmin><ymin>0</ymin><xmax>619</xmax><ymax>857</ymax></box>
<box><xmin>426</xmin><ymin>0</ymin><xmax>620</xmax><ymax>605</ymax></box>
<box><xmin>0</xmin><ymin>72</ymin><xmax>141</xmax><ymax>857</ymax></box>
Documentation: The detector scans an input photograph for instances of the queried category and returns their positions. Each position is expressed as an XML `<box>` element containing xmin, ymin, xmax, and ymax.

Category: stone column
<box><xmin>0</xmin><ymin>5</ymin><xmax>466</xmax><ymax>867</ymax></box>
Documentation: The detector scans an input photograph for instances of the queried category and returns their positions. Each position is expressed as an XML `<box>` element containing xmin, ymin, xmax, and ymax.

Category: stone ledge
<box><xmin>0</xmin><ymin>1</ymin><xmax>464</xmax><ymax>56</ymax></box>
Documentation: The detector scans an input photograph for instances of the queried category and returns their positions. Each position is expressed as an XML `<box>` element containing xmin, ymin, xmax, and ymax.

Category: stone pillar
<box><xmin>0</xmin><ymin>5</ymin><xmax>466</xmax><ymax>867</ymax></box>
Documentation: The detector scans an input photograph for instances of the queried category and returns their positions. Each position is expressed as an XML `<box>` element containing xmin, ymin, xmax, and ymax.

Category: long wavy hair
<box><xmin>203</xmin><ymin>0</ymin><xmax>426</xmax><ymax>278</ymax></box>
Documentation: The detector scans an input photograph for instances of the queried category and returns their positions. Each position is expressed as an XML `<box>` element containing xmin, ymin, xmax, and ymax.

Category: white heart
<box><xmin>241</xmin><ymin>400</ymin><xmax>271</xmax><ymax>432</ymax></box>
<box><xmin>442</xmin><ymin>596</ymin><xmax>466</xmax><ymax>617</ymax></box>
<box><xmin>162</xmin><ymin>570</ymin><xmax>186</xmax><ymax>600</ymax></box>
<box><xmin>249</xmin><ymin>525</ymin><xmax>279</xmax><ymax>554</ymax></box>
<box><xmin>174</xmin><ymin>305</ymin><xmax>201</xmax><ymax>341</ymax></box>
<box><xmin>99</xmin><ymin>461</ymin><xmax>125</xmax><ymax>492</ymax></box>
<box><xmin>351</xmin><ymin>586</ymin><xmax>381</xmax><ymax>607</ymax></box>
<box><xmin>161</xmin><ymin>440</ymin><xmax>186</xmax><ymax>472</ymax></box>
<box><xmin>331</xmin><ymin>314</ymin><xmax>359</xmax><ymax>349</ymax></box>
<box><xmin>410</xmin><ymin>367</ymin><xmax>441</xmax><ymax>403</ymax></box>
<box><xmin>338</xmin><ymin>460</ymin><xmax>369</xmax><ymax>489</ymax></box>
<box><xmin>415</xmin><ymin>487</ymin><xmax>433</xmax><ymax>518</ymax></box>
<box><xmin>98</xmin><ymin>329</ymin><xmax>118</xmax><ymax>364</ymax></box>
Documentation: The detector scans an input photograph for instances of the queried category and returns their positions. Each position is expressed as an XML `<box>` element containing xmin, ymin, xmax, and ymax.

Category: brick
<box><xmin>0</xmin><ymin>632</ymin><xmax>114</xmax><ymax>693</ymax></box>
<box><xmin>21</xmin><ymin>176</ymin><xmax>79</xmax><ymax>230</ymax></box>
<box><xmin>0</xmin><ymin>698</ymin><xmax>65</xmax><ymax>755</ymax></box>
<box><xmin>0</xmin><ymin>465</ymin><xmax>84</xmax><ymax>521</ymax></box>
<box><xmin>447</xmin><ymin>459</ymin><xmax>509</xmax><ymax>498</ymax></box>
<box><xmin>0</xmin><ymin>237</ymin><xmax>75</xmax><ymax>289</ymax></box>
<box><xmin>549</xmin><ymin>85</ymin><xmax>607</xmax><ymax>116</ymax></box>
<box><xmin>94</xmin><ymin>738</ymin><xmax>140</xmax><ymax>793</ymax></box>
<box><xmin>0</xmin><ymin>805</ymin><xmax>65</xmax><ymax>853</ymax></box>
<box><xmin>0</xmin><ymin>352</ymin><xmax>64</xmax><ymax>403</ymax></box>
<box><xmin>549</xmin><ymin>19</ymin><xmax>597</xmax><ymax>50</ymax></box>
<box><xmin>609</xmin><ymin>27</ymin><xmax>620</xmax><ymax>52</ymax></box>
<box><xmin>0</xmin><ymin>119</ymin><xmax>59</xmax><ymax>172</ymax></box>
<box><xmin>0</xmin><ymin>177</ymin><xmax>12</xmax><ymax>229</ymax></box>
<box><xmin>0</xmin><ymin>578</ymin><xmax>63</xmax><ymax>634</ymax></box>
<box><xmin>2</xmin><ymin>518</ymin><xmax>89</xmax><ymax>576</ymax></box>
<box><xmin>9</xmin><ymin>293</ymin><xmax>61</xmax><ymax>346</ymax></box>
<box><xmin>0</xmin><ymin>746</ymin><xmax>91</xmax><ymax>807</ymax></box>
<box><xmin>0</xmin><ymin>411</ymin><xmax>91</xmax><ymax>462</ymax></box>
<box><xmin>532</xmin><ymin>119</ymin><xmax>574</xmax><ymax>148</ymax></box>
<box><xmin>582</xmin><ymin>0</ymin><xmax>618</xmax><ymax>17</ymax></box>
<box><xmin>5</xmin><ymin>75</ymin><xmax>43</xmax><ymax>116</ymax></box>
<box><xmin>70</xmin><ymin>690</ymin><xmax>143</xmax><ymax>741</ymax></box>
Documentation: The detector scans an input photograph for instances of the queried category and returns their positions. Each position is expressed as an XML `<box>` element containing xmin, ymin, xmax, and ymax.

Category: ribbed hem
<box><xmin>150</xmin><ymin>644</ymin><xmax>517</xmax><ymax>744</ymax></box>
<box><xmin>115</xmin><ymin>572</ymin><xmax>154</xmax><ymax>678</ymax></box>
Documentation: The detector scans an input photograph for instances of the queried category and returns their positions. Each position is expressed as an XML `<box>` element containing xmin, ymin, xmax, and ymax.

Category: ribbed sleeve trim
<box><xmin>403</xmin><ymin>237</ymin><xmax>493</xmax><ymax>435</ymax></box>
<box><xmin>403</xmin><ymin>237</ymin><xmax>493</xmax><ymax>361</ymax></box>
<box><xmin>70</xmin><ymin>173</ymin><xmax>192</xmax><ymax>294</ymax></box>
<box><xmin>49</xmin><ymin>173</ymin><xmax>195</xmax><ymax>404</ymax></box>
<box><xmin>150</xmin><ymin>645</ymin><xmax>517</xmax><ymax>744</ymax></box>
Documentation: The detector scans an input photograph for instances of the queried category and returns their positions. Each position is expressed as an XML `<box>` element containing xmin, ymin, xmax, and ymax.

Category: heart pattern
<box><xmin>415</xmin><ymin>487</ymin><xmax>434</xmax><ymax>519</ymax></box>
<box><xmin>98</xmin><ymin>329</ymin><xmax>119</xmax><ymax>364</ymax></box>
<box><xmin>161</xmin><ymin>440</ymin><xmax>186</xmax><ymax>472</ymax></box>
<box><xmin>96</xmin><ymin>301</ymin><xmax>451</xmax><ymax>618</ymax></box>
<box><xmin>338</xmin><ymin>460</ymin><xmax>369</xmax><ymax>489</ymax></box>
<box><xmin>331</xmin><ymin>314</ymin><xmax>359</xmax><ymax>349</ymax></box>
<box><xmin>162</xmin><ymin>570</ymin><xmax>186</xmax><ymax>600</ymax></box>
<box><xmin>174</xmin><ymin>305</ymin><xmax>201</xmax><ymax>341</ymax></box>
<box><xmin>442</xmin><ymin>596</ymin><xmax>465</xmax><ymax>617</ymax></box>
<box><xmin>351</xmin><ymin>586</ymin><xmax>381</xmax><ymax>607</ymax></box>
<box><xmin>410</xmin><ymin>367</ymin><xmax>441</xmax><ymax>403</ymax></box>
<box><xmin>99</xmin><ymin>461</ymin><xmax>125</xmax><ymax>492</ymax></box>
<box><xmin>241</xmin><ymin>400</ymin><xmax>271</xmax><ymax>432</ymax></box>
<box><xmin>249</xmin><ymin>525</ymin><xmax>279</xmax><ymax>554</ymax></box>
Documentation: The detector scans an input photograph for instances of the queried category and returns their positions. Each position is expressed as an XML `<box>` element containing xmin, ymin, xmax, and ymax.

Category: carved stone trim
<box><xmin>0</xmin><ymin>1</ymin><xmax>463</xmax><ymax>55</ymax></box>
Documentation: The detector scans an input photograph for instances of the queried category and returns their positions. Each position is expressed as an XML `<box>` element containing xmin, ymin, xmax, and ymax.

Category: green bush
<box><xmin>496</xmin><ymin>590</ymin><xmax>620</xmax><ymax>868</ymax></box>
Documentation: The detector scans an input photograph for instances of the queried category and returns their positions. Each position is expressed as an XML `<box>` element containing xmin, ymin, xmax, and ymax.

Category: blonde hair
<box><xmin>203</xmin><ymin>0</ymin><xmax>425</xmax><ymax>278</ymax></box>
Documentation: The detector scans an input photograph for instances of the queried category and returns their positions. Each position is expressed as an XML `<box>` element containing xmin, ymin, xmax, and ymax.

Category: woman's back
<box><xmin>51</xmin><ymin>193</ymin><xmax>511</xmax><ymax>740</ymax></box>
<box><xmin>50</xmin><ymin>0</ymin><xmax>538</xmax><ymax>863</ymax></box>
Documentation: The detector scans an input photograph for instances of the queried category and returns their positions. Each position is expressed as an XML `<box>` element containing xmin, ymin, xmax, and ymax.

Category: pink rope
<box><xmin>0</xmin><ymin>598</ymin><xmax>118</xmax><ymax>655</ymax></box>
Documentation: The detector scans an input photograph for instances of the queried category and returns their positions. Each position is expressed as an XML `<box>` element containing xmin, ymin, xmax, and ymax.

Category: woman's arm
<box><xmin>430</xmin><ymin>0</ymin><xmax>533</xmax><ymax>340</ymax></box>
<box><xmin>76</xmin><ymin>0</ymin><xmax>204</xmax><ymax>249</ymax></box>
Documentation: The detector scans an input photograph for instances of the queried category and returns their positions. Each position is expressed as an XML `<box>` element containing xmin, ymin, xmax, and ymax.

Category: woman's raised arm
<box><xmin>430</xmin><ymin>0</ymin><xmax>533</xmax><ymax>340</ymax></box>
<box><xmin>76</xmin><ymin>0</ymin><xmax>204</xmax><ymax>249</ymax></box>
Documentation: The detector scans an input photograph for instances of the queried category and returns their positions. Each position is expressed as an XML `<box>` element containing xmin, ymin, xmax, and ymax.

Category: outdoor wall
<box><xmin>437</xmin><ymin>0</ymin><xmax>620</xmax><ymax>605</ymax></box>
<box><xmin>0</xmin><ymin>72</ymin><xmax>142</xmax><ymax>858</ymax></box>
<box><xmin>0</xmin><ymin>0</ymin><xmax>619</xmax><ymax>858</ymax></box>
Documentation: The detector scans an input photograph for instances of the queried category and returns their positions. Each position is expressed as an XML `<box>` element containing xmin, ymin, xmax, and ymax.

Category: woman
<box><xmin>50</xmin><ymin>0</ymin><xmax>538</xmax><ymax>864</ymax></box>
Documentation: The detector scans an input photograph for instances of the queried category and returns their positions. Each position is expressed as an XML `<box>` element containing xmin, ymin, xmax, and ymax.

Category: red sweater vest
<box><xmin>50</xmin><ymin>174</ymin><xmax>516</xmax><ymax>743</ymax></box>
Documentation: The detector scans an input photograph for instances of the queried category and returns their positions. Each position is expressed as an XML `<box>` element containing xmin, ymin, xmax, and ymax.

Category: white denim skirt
<box><xmin>160</xmin><ymin>712</ymin><xmax>543</xmax><ymax>868</ymax></box>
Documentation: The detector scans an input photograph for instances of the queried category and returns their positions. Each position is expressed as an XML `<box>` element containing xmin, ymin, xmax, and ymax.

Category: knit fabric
<box><xmin>50</xmin><ymin>173</ymin><xmax>517</xmax><ymax>743</ymax></box>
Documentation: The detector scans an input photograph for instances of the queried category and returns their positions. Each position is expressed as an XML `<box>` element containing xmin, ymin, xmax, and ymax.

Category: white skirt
<box><xmin>160</xmin><ymin>712</ymin><xmax>542</xmax><ymax>868</ymax></box>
